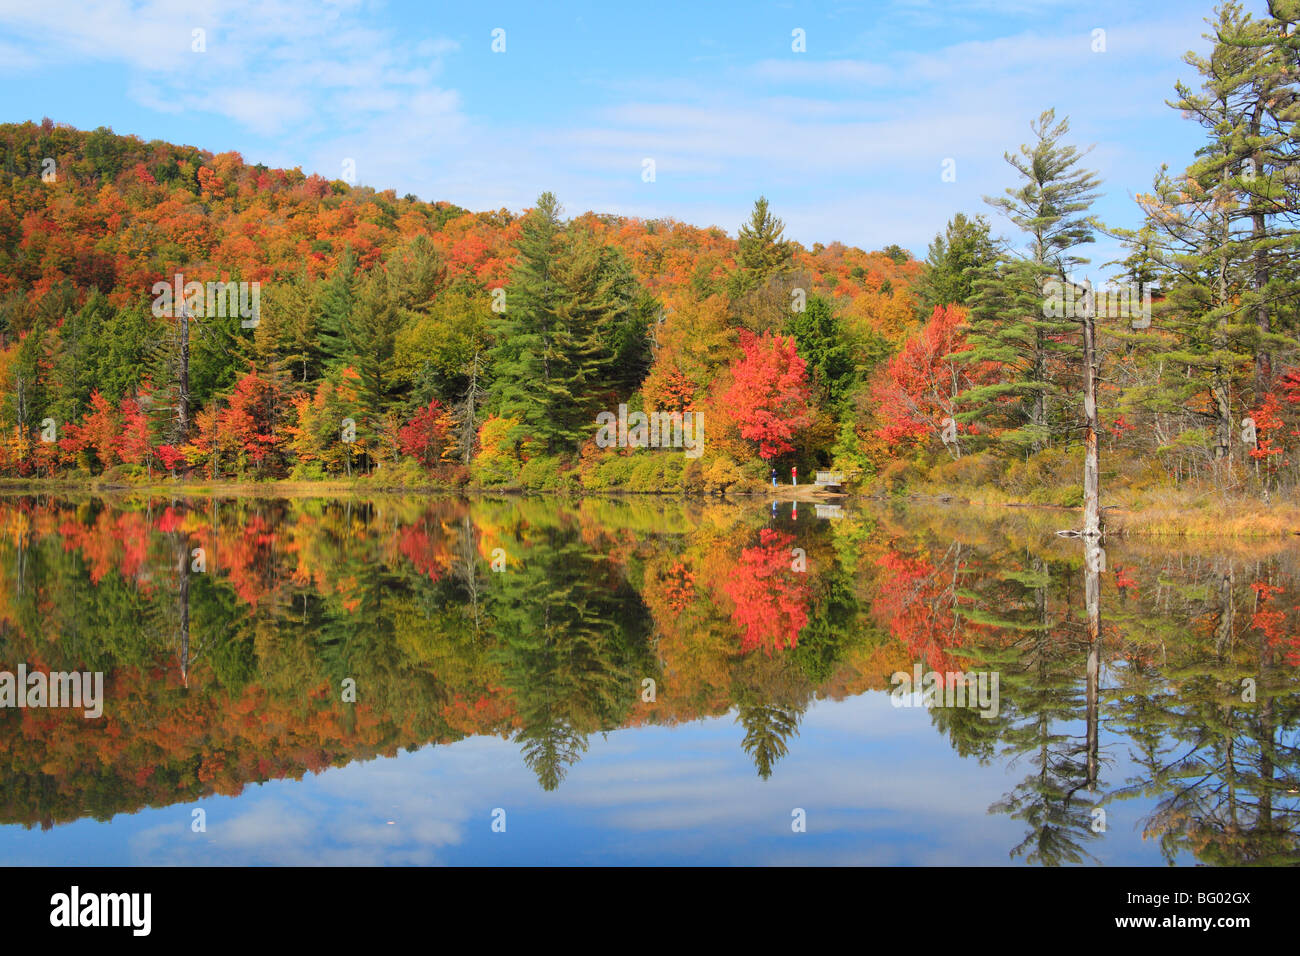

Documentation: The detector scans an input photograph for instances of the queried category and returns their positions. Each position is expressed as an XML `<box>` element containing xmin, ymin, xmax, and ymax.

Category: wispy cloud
<box><xmin>0</xmin><ymin>0</ymin><xmax>464</xmax><ymax>142</ymax></box>
<box><xmin>0</xmin><ymin>0</ymin><xmax>1219</xmax><ymax>263</ymax></box>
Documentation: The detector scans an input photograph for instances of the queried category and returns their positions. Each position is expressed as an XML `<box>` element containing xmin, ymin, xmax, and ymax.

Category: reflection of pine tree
<box><xmin>737</xmin><ymin>702</ymin><xmax>801</xmax><ymax>780</ymax></box>
<box><xmin>790</xmin><ymin>551</ymin><xmax>860</xmax><ymax>685</ymax></box>
<box><xmin>1111</xmin><ymin>564</ymin><xmax>1300</xmax><ymax>864</ymax></box>
<box><xmin>991</xmin><ymin>761</ymin><xmax>1101</xmax><ymax>865</ymax></box>
<box><xmin>928</xmin><ymin>702</ymin><xmax>1005</xmax><ymax>762</ymax></box>
<box><xmin>731</xmin><ymin>650</ymin><xmax>810</xmax><ymax>780</ymax></box>
<box><xmin>488</xmin><ymin>518</ymin><xmax>654</xmax><ymax>791</ymax></box>
<box><xmin>519</xmin><ymin>699</ymin><xmax>589</xmax><ymax>793</ymax></box>
<box><xmin>979</xmin><ymin>556</ymin><xmax>1106</xmax><ymax>865</ymax></box>
<box><xmin>1125</xmin><ymin>686</ymin><xmax>1300</xmax><ymax>864</ymax></box>
<box><xmin>298</xmin><ymin>498</ymin><xmax>448</xmax><ymax>724</ymax></box>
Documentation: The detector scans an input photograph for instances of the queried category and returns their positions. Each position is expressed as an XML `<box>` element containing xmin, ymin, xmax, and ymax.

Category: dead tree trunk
<box><xmin>1082</xmin><ymin>301</ymin><xmax>1101</xmax><ymax>538</ymax></box>
<box><xmin>1084</xmin><ymin>535</ymin><xmax>1103</xmax><ymax>789</ymax></box>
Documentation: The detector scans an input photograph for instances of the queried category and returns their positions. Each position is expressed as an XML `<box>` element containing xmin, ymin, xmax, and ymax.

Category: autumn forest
<box><xmin>2</xmin><ymin>4</ymin><xmax>1300</xmax><ymax>517</ymax></box>
<box><xmin>3</xmin><ymin>0</ymin><xmax>1300</xmax><ymax>876</ymax></box>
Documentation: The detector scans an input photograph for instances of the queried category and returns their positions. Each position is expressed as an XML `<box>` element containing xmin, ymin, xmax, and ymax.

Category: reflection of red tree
<box><xmin>56</xmin><ymin>509</ymin><xmax>152</xmax><ymax>588</ymax></box>
<box><xmin>398</xmin><ymin>523</ymin><xmax>444</xmax><ymax>581</ymax></box>
<box><xmin>1251</xmin><ymin>580</ymin><xmax>1299</xmax><ymax>666</ymax></box>
<box><xmin>1114</xmin><ymin>565</ymin><xmax>1139</xmax><ymax>596</ymax></box>
<box><xmin>440</xmin><ymin>686</ymin><xmax>518</xmax><ymax>737</ymax></box>
<box><xmin>217</xmin><ymin>514</ymin><xmax>277</xmax><ymax>606</ymax></box>
<box><xmin>116</xmin><ymin>511</ymin><xmax>149</xmax><ymax>580</ymax></box>
<box><xmin>723</xmin><ymin>529</ymin><xmax>808</xmax><ymax>655</ymax></box>
<box><xmin>872</xmin><ymin>547</ymin><xmax>969</xmax><ymax>673</ymax></box>
<box><xmin>155</xmin><ymin>506</ymin><xmax>186</xmax><ymax>534</ymax></box>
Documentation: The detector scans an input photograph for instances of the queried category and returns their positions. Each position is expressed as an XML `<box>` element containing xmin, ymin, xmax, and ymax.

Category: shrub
<box><xmin>517</xmin><ymin>455</ymin><xmax>564</xmax><ymax>491</ymax></box>
<box><xmin>290</xmin><ymin>460</ymin><xmax>327</xmax><ymax>481</ymax></box>
<box><xmin>379</xmin><ymin>459</ymin><xmax>431</xmax><ymax>487</ymax></box>
<box><xmin>703</xmin><ymin>457</ymin><xmax>743</xmax><ymax>495</ymax></box>
<box><xmin>877</xmin><ymin>458</ymin><xmax>915</xmax><ymax>495</ymax></box>
<box><xmin>999</xmin><ymin>447</ymin><xmax>1080</xmax><ymax>497</ymax></box>
<box><xmin>628</xmin><ymin>456</ymin><xmax>661</xmax><ymax>492</ymax></box>
<box><xmin>100</xmin><ymin>463</ymin><xmax>147</xmax><ymax>482</ymax></box>
<box><xmin>585</xmin><ymin>454</ymin><xmax>638</xmax><ymax>491</ymax></box>
<box><xmin>682</xmin><ymin>458</ymin><xmax>707</xmax><ymax>495</ymax></box>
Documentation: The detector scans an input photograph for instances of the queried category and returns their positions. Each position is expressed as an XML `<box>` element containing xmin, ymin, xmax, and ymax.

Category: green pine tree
<box><xmin>489</xmin><ymin>194</ymin><xmax>646</xmax><ymax>455</ymax></box>
<box><xmin>317</xmin><ymin>245</ymin><xmax>358</xmax><ymax>370</ymax></box>
<box><xmin>951</xmin><ymin>109</ymin><xmax>1102</xmax><ymax>454</ymax></box>
<box><xmin>732</xmin><ymin>196</ymin><xmax>794</xmax><ymax>296</ymax></box>
<box><xmin>785</xmin><ymin>293</ymin><xmax>857</xmax><ymax>409</ymax></box>
<box><xmin>915</xmin><ymin>212</ymin><xmax>999</xmax><ymax>316</ymax></box>
<box><xmin>489</xmin><ymin>192</ymin><xmax>566</xmax><ymax>454</ymax></box>
<box><xmin>1114</xmin><ymin>2</ymin><xmax>1300</xmax><ymax>466</ymax></box>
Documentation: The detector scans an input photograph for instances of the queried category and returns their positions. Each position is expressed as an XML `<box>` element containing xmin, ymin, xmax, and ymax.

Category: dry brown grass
<box><xmin>1105</xmin><ymin>500</ymin><xmax>1300</xmax><ymax>538</ymax></box>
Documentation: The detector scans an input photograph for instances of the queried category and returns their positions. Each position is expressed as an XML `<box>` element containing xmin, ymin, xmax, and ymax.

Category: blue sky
<box><xmin>0</xmin><ymin>0</ymin><xmax>1249</xmax><ymax>273</ymax></box>
<box><xmin>0</xmin><ymin>691</ymin><xmax>1175</xmax><ymax>865</ymax></box>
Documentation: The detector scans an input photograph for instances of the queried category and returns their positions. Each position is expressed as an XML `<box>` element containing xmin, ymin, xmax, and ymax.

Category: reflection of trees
<box><xmin>871</xmin><ymin>540</ymin><xmax>973</xmax><ymax>673</ymax></box>
<box><xmin>731</xmin><ymin>651</ymin><xmax>812</xmax><ymax>780</ymax></box>
<box><xmin>488</xmin><ymin>521</ymin><xmax>654</xmax><ymax>791</ymax></box>
<box><xmin>938</xmin><ymin>535</ymin><xmax>1300</xmax><ymax>866</ymax></box>
<box><xmin>791</xmin><ymin>550</ymin><xmax>861</xmax><ymax>685</ymax></box>
<box><xmin>964</xmin><ymin>551</ymin><xmax>1106</xmax><ymax>865</ymax></box>
<box><xmin>873</xmin><ymin>540</ymin><xmax>1007</xmax><ymax>761</ymax></box>
<box><xmin>723</xmin><ymin>528</ymin><xmax>809</xmax><ymax>656</ymax></box>
<box><xmin>4</xmin><ymin>491</ymin><xmax>1300</xmax><ymax>857</ymax></box>
<box><xmin>160</xmin><ymin>521</ymin><xmax>208</xmax><ymax>688</ymax></box>
<box><xmin>737</xmin><ymin>702</ymin><xmax>801</xmax><ymax>780</ymax></box>
<box><xmin>872</xmin><ymin>536</ymin><xmax>1106</xmax><ymax>861</ymax></box>
<box><xmin>453</xmin><ymin>512</ymin><xmax>488</xmax><ymax>634</ymax></box>
<box><xmin>1110</xmin><ymin>557</ymin><xmax>1300</xmax><ymax>864</ymax></box>
<box><xmin>989</xmin><ymin>671</ymin><xmax>1105</xmax><ymax>864</ymax></box>
<box><xmin>995</xmin><ymin>546</ymin><xmax>1107</xmax><ymax>865</ymax></box>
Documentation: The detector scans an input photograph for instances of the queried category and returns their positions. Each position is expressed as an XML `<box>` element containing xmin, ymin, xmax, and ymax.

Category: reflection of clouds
<box><xmin>125</xmin><ymin>742</ymin><xmax>526</xmax><ymax>865</ymax></box>
<box><xmin>1</xmin><ymin>693</ymin><xmax>1170</xmax><ymax>865</ymax></box>
<box><xmin>561</xmin><ymin>696</ymin><xmax>1016</xmax><ymax>860</ymax></box>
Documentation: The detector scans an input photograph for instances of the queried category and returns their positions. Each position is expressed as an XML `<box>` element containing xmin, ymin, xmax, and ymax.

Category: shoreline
<box><xmin>0</xmin><ymin>478</ymin><xmax>1295</xmax><ymax>537</ymax></box>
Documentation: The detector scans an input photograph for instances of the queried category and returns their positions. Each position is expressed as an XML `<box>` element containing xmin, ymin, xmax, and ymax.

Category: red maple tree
<box><xmin>721</xmin><ymin>330</ymin><xmax>813</xmax><ymax>459</ymax></box>
<box><xmin>399</xmin><ymin>399</ymin><xmax>454</xmax><ymax>470</ymax></box>
<box><xmin>870</xmin><ymin>305</ymin><xmax>987</xmax><ymax>451</ymax></box>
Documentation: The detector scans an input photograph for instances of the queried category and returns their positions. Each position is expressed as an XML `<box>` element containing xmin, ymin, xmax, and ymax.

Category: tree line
<box><xmin>0</xmin><ymin>1</ymin><xmax>1297</xmax><ymax>503</ymax></box>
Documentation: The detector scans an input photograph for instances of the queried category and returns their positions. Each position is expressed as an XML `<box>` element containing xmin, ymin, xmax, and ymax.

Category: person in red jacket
<box><xmin>791</xmin><ymin>465</ymin><xmax>797</xmax><ymax>487</ymax></box>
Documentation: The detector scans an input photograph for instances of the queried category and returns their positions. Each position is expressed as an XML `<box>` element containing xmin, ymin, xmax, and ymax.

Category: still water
<box><xmin>0</xmin><ymin>494</ymin><xmax>1296</xmax><ymax>865</ymax></box>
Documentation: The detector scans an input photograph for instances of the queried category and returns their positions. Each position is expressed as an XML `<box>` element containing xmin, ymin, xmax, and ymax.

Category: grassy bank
<box><xmin>0</xmin><ymin>474</ymin><xmax>1294</xmax><ymax>537</ymax></box>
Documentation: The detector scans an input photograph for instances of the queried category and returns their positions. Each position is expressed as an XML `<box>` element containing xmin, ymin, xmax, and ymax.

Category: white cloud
<box><xmin>0</xmin><ymin>0</ymin><xmax>465</xmax><ymax>142</ymax></box>
<box><xmin>0</xmin><ymin>0</ymin><xmax>1217</xmax><ymax>261</ymax></box>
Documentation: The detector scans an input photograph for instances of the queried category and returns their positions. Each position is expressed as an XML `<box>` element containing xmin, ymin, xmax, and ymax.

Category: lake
<box><xmin>0</xmin><ymin>493</ymin><xmax>1295</xmax><ymax>865</ymax></box>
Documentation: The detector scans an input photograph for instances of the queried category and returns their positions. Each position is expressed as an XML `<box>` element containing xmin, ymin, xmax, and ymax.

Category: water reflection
<box><xmin>0</xmin><ymin>493</ymin><xmax>1297</xmax><ymax>864</ymax></box>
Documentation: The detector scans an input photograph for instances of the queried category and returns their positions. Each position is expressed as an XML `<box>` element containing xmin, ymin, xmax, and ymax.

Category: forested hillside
<box><xmin>1</xmin><ymin>1</ymin><xmax>1300</xmax><ymax>505</ymax></box>
<box><xmin>0</xmin><ymin>118</ymin><xmax>915</xmax><ymax>492</ymax></box>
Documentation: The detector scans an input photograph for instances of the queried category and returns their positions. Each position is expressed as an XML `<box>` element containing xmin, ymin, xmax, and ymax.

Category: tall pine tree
<box><xmin>489</xmin><ymin>193</ymin><xmax>647</xmax><ymax>455</ymax></box>
<box><xmin>951</xmin><ymin>109</ymin><xmax>1102</xmax><ymax>454</ymax></box>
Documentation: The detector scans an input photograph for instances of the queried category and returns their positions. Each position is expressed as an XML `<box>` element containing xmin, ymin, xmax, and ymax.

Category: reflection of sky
<box><xmin>0</xmin><ymin>690</ymin><xmax>1177</xmax><ymax>866</ymax></box>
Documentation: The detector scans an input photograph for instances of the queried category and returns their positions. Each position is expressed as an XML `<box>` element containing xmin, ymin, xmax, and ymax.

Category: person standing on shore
<box><xmin>791</xmin><ymin>465</ymin><xmax>797</xmax><ymax>487</ymax></box>
<box><xmin>771</xmin><ymin>468</ymin><xmax>776</xmax><ymax>488</ymax></box>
